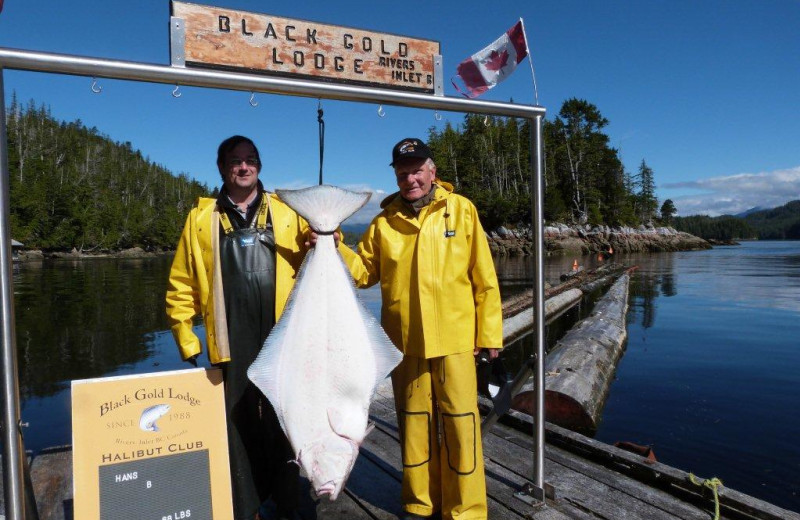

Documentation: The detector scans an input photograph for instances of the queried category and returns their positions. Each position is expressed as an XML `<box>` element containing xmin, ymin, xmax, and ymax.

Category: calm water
<box><xmin>9</xmin><ymin>241</ymin><xmax>800</xmax><ymax>512</ymax></box>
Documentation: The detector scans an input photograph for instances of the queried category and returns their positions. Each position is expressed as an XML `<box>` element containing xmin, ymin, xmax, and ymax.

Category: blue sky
<box><xmin>1</xmin><ymin>0</ymin><xmax>798</xmax><ymax>223</ymax></box>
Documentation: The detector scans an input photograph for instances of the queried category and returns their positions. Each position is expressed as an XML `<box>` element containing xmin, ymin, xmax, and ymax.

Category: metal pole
<box><xmin>531</xmin><ymin>114</ymin><xmax>546</xmax><ymax>492</ymax></box>
<box><xmin>0</xmin><ymin>45</ymin><xmax>548</xmax><ymax>509</ymax></box>
<box><xmin>0</xmin><ymin>47</ymin><xmax>545</xmax><ymax>120</ymax></box>
<box><xmin>0</xmin><ymin>66</ymin><xmax>26</xmax><ymax>520</ymax></box>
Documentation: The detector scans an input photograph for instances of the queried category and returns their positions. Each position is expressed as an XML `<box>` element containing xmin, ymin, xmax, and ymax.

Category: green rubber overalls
<box><xmin>217</xmin><ymin>192</ymin><xmax>299</xmax><ymax>520</ymax></box>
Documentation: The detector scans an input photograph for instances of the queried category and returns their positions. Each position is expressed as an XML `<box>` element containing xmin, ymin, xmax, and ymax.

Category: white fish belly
<box><xmin>247</xmin><ymin>190</ymin><xmax>401</xmax><ymax>500</ymax></box>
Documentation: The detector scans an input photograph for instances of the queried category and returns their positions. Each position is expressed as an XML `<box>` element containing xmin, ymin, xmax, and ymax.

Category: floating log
<box><xmin>502</xmin><ymin>288</ymin><xmax>582</xmax><ymax>344</ymax></box>
<box><xmin>559</xmin><ymin>265</ymin><xmax>584</xmax><ymax>281</ymax></box>
<box><xmin>511</xmin><ymin>273</ymin><xmax>630</xmax><ymax>433</ymax></box>
<box><xmin>500</xmin><ymin>263</ymin><xmax>628</xmax><ymax>345</ymax></box>
<box><xmin>501</xmin><ymin>262</ymin><xmax>626</xmax><ymax>319</ymax></box>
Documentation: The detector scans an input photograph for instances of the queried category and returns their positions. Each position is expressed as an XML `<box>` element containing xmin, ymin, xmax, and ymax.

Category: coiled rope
<box><xmin>688</xmin><ymin>473</ymin><xmax>724</xmax><ymax>520</ymax></box>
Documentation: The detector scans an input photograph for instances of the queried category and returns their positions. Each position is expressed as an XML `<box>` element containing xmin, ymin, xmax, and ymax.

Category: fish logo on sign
<box><xmin>139</xmin><ymin>404</ymin><xmax>170</xmax><ymax>432</ymax></box>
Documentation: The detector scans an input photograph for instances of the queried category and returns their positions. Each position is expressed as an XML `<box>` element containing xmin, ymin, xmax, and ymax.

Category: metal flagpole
<box><xmin>518</xmin><ymin>18</ymin><xmax>540</xmax><ymax>107</ymax></box>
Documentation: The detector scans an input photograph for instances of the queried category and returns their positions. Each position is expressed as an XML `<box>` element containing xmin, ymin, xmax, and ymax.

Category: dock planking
<box><xmin>8</xmin><ymin>380</ymin><xmax>799</xmax><ymax>520</ymax></box>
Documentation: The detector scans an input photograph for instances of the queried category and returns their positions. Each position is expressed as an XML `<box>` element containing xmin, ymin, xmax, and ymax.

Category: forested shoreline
<box><xmin>673</xmin><ymin>201</ymin><xmax>800</xmax><ymax>240</ymax></box>
<box><xmin>6</xmin><ymin>96</ymin><xmax>797</xmax><ymax>255</ymax></box>
<box><xmin>6</xmin><ymin>96</ymin><xmax>209</xmax><ymax>252</ymax></box>
<box><xmin>426</xmin><ymin>98</ymin><xmax>670</xmax><ymax>230</ymax></box>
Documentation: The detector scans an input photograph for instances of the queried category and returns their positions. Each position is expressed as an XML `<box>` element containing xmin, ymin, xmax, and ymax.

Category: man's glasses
<box><xmin>226</xmin><ymin>157</ymin><xmax>259</xmax><ymax>168</ymax></box>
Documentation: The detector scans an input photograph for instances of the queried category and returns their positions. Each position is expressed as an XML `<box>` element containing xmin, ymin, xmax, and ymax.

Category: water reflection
<box><xmin>13</xmin><ymin>256</ymin><xmax>174</xmax><ymax>399</ymax></box>
<box><xmin>11</xmin><ymin>243</ymin><xmax>800</xmax><ymax>511</ymax></box>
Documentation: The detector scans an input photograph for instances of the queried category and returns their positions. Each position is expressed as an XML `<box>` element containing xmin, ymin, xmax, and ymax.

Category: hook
<box><xmin>90</xmin><ymin>77</ymin><xmax>102</xmax><ymax>94</ymax></box>
<box><xmin>377</xmin><ymin>104</ymin><xmax>386</xmax><ymax>118</ymax></box>
<box><xmin>249</xmin><ymin>92</ymin><xmax>258</xmax><ymax>107</ymax></box>
<box><xmin>172</xmin><ymin>85</ymin><xmax>182</xmax><ymax>98</ymax></box>
<box><xmin>434</xmin><ymin>110</ymin><xmax>442</xmax><ymax>121</ymax></box>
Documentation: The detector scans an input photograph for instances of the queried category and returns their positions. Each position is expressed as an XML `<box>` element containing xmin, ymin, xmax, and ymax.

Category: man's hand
<box><xmin>474</xmin><ymin>347</ymin><xmax>500</xmax><ymax>360</ymax></box>
<box><xmin>306</xmin><ymin>230</ymin><xmax>341</xmax><ymax>248</ymax></box>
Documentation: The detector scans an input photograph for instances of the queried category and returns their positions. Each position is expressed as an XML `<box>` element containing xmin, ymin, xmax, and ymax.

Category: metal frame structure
<box><xmin>0</xmin><ymin>46</ymin><xmax>546</xmax><ymax>519</ymax></box>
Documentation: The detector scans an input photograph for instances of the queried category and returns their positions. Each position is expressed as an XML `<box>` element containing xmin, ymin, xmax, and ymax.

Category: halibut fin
<box><xmin>276</xmin><ymin>185</ymin><xmax>370</xmax><ymax>233</ymax></box>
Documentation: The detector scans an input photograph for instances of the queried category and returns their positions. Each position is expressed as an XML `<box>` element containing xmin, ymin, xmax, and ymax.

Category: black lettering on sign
<box><xmin>427</xmin><ymin>74</ymin><xmax>433</xmax><ymax>85</ymax></box>
<box><xmin>343</xmin><ymin>34</ymin><xmax>353</xmax><ymax>49</ymax></box>
<box><xmin>380</xmin><ymin>40</ymin><xmax>390</xmax><ymax>56</ymax></box>
<box><xmin>307</xmin><ymin>28</ymin><xmax>317</xmax><ymax>44</ymax></box>
<box><xmin>334</xmin><ymin>56</ymin><xmax>344</xmax><ymax>72</ymax></box>
<box><xmin>218</xmin><ymin>16</ymin><xmax>230</xmax><ymax>33</ymax></box>
<box><xmin>354</xmin><ymin>59</ymin><xmax>363</xmax><ymax>74</ymax></box>
<box><xmin>264</xmin><ymin>23</ymin><xmax>277</xmax><ymax>39</ymax></box>
<box><xmin>314</xmin><ymin>54</ymin><xmax>325</xmax><ymax>69</ymax></box>
<box><xmin>285</xmin><ymin>25</ymin><xmax>296</xmax><ymax>42</ymax></box>
<box><xmin>399</xmin><ymin>42</ymin><xmax>408</xmax><ymax>57</ymax></box>
<box><xmin>409</xmin><ymin>60</ymin><xmax>415</xmax><ymax>71</ymax></box>
<box><xmin>241</xmin><ymin>19</ymin><xmax>253</xmax><ymax>36</ymax></box>
<box><xmin>293</xmin><ymin>51</ymin><xmax>304</xmax><ymax>66</ymax></box>
<box><xmin>362</xmin><ymin>37</ymin><xmax>372</xmax><ymax>52</ymax></box>
<box><xmin>272</xmin><ymin>48</ymin><xmax>284</xmax><ymax>65</ymax></box>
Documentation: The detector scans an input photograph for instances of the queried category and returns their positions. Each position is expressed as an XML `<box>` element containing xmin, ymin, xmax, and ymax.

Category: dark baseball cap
<box><xmin>390</xmin><ymin>138</ymin><xmax>433</xmax><ymax>166</ymax></box>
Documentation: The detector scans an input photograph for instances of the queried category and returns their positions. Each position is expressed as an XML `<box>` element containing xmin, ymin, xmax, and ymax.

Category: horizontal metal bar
<box><xmin>0</xmin><ymin>47</ymin><xmax>545</xmax><ymax>119</ymax></box>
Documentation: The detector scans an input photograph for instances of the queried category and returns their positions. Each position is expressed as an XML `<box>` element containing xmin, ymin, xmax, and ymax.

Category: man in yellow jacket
<box><xmin>166</xmin><ymin>136</ymin><xmax>307</xmax><ymax>520</ymax></box>
<box><xmin>340</xmin><ymin>138</ymin><xmax>503</xmax><ymax>520</ymax></box>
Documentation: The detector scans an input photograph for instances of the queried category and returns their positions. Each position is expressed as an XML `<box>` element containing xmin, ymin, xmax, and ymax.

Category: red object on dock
<box><xmin>614</xmin><ymin>441</ymin><xmax>657</xmax><ymax>463</ymax></box>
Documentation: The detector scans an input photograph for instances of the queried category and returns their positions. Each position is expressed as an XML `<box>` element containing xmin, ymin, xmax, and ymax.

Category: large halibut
<box><xmin>247</xmin><ymin>185</ymin><xmax>402</xmax><ymax>500</ymax></box>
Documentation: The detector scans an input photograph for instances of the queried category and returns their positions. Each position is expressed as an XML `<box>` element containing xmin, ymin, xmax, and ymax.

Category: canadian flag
<box><xmin>453</xmin><ymin>21</ymin><xmax>528</xmax><ymax>98</ymax></box>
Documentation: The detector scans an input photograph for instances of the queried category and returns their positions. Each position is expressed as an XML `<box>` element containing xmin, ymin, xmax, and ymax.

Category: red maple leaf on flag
<box><xmin>484</xmin><ymin>50</ymin><xmax>510</xmax><ymax>71</ymax></box>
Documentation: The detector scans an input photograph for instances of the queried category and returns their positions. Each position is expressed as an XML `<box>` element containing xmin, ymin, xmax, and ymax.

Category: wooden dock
<box><xmin>10</xmin><ymin>379</ymin><xmax>797</xmax><ymax>520</ymax></box>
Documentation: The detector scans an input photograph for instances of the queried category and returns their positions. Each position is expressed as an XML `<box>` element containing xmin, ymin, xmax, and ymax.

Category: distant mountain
<box><xmin>734</xmin><ymin>206</ymin><xmax>765</xmax><ymax>217</ymax></box>
<box><xmin>674</xmin><ymin>200</ymin><xmax>800</xmax><ymax>240</ymax></box>
<box><xmin>740</xmin><ymin>200</ymin><xmax>800</xmax><ymax>239</ymax></box>
<box><xmin>340</xmin><ymin>223</ymin><xmax>368</xmax><ymax>246</ymax></box>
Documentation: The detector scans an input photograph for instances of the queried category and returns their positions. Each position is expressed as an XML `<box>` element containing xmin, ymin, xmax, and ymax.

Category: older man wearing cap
<box><xmin>339</xmin><ymin>138</ymin><xmax>503</xmax><ymax>519</ymax></box>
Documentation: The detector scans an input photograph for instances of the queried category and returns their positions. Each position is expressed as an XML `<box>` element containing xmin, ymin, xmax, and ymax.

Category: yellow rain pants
<box><xmin>393</xmin><ymin>351</ymin><xmax>487</xmax><ymax>520</ymax></box>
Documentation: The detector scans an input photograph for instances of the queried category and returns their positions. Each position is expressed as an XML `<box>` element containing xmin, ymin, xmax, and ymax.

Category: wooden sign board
<box><xmin>72</xmin><ymin>368</ymin><xmax>233</xmax><ymax>520</ymax></box>
<box><xmin>171</xmin><ymin>1</ymin><xmax>441</xmax><ymax>93</ymax></box>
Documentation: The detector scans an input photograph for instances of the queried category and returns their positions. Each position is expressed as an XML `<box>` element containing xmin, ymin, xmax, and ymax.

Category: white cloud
<box><xmin>341</xmin><ymin>184</ymin><xmax>391</xmax><ymax>225</ymax></box>
<box><xmin>662</xmin><ymin>166</ymin><xmax>800</xmax><ymax>216</ymax></box>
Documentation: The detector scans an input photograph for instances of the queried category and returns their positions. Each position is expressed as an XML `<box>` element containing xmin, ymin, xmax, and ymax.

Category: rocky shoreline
<box><xmin>15</xmin><ymin>246</ymin><xmax>170</xmax><ymax>262</ymax></box>
<box><xmin>15</xmin><ymin>224</ymin><xmax>712</xmax><ymax>261</ymax></box>
<box><xmin>488</xmin><ymin>223</ymin><xmax>711</xmax><ymax>256</ymax></box>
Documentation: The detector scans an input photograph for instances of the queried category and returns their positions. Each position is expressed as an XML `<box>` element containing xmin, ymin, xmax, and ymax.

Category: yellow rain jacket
<box><xmin>339</xmin><ymin>182</ymin><xmax>503</xmax><ymax>358</ymax></box>
<box><xmin>166</xmin><ymin>194</ymin><xmax>308</xmax><ymax>364</ymax></box>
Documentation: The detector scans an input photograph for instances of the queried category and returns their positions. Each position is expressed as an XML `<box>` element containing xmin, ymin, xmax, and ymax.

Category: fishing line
<box><xmin>317</xmin><ymin>99</ymin><xmax>325</xmax><ymax>185</ymax></box>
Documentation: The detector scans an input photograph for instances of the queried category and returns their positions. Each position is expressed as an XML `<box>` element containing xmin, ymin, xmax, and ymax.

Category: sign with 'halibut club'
<box><xmin>72</xmin><ymin>368</ymin><xmax>233</xmax><ymax>520</ymax></box>
<box><xmin>170</xmin><ymin>1</ymin><xmax>442</xmax><ymax>93</ymax></box>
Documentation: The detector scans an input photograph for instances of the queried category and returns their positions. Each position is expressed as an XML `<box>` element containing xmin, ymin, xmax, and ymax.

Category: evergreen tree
<box><xmin>427</xmin><ymin>98</ymin><xmax>650</xmax><ymax>229</ymax></box>
<box><xmin>6</xmin><ymin>98</ymin><xmax>211</xmax><ymax>251</ymax></box>
<box><xmin>660</xmin><ymin>199</ymin><xmax>677</xmax><ymax>225</ymax></box>
<box><xmin>636</xmin><ymin>159</ymin><xmax>658</xmax><ymax>224</ymax></box>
